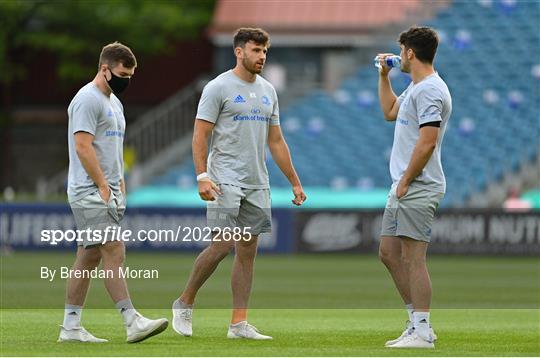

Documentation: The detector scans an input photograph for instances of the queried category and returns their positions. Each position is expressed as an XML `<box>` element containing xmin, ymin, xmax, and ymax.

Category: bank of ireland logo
<box><xmin>234</xmin><ymin>95</ymin><xmax>246</xmax><ymax>103</ymax></box>
<box><xmin>251</xmin><ymin>108</ymin><xmax>261</xmax><ymax>114</ymax></box>
<box><xmin>261</xmin><ymin>95</ymin><xmax>271</xmax><ymax>106</ymax></box>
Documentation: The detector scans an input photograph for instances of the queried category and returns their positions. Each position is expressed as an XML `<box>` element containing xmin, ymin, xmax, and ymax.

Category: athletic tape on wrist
<box><xmin>197</xmin><ymin>172</ymin><xmax>209</xmax><ymax>181</ymax></box>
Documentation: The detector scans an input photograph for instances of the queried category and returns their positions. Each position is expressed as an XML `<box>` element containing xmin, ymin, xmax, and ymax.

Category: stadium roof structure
<box><xmin>209</xmin><ymin>0</ymin><xmax>449</xmax><ymax>47</ymax></box>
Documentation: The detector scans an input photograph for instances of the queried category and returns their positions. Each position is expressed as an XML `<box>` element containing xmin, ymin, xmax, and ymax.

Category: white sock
<box><xmin>116</xmin><ymin>298</ymin><xmax>137</xmax><ymax>326</ymax></box>
<box><xmin>405</xmin><ymin>303</ymin><xmax>414</xmax><ymax>328</ymax></box>
<box><xmin>230</xmin><ymin>320</ymin><xmax>247</xmax><ymax>327</ymax></box>
<box><xmin>413</xmin><ymin>311</ymin><xmax>431</xmax><ymax>341</ymax></box>
<box><xmin>173</xmin><ymin>298</ymin><xmax>193</xmax><ymax>310</ymax></box>
<box><xmin>63</xmin><ymin>304</ymin><xmax>82</xmax><ymax>330</ymax></box>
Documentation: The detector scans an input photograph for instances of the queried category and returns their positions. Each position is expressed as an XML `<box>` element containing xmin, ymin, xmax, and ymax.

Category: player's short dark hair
<box><xmin>398</xmin><ymin>26</ymin><xmax>439</xmax><ymax>64</ymax></box>
<box><xmin>233</xmin><ymin>27</ymin><xmax>270</xmax><ymax>49</ymax></box>
<box><xmin>98</xmin><ymin>42</ymin><xmax>137</xmax><ymax>69</ymax></box>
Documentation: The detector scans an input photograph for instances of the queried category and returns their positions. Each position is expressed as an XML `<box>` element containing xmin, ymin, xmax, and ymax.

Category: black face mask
<box><xmin>105</xmin><ymin>68</ymin><xmax>130</xmax><ymax>94</ymax></box>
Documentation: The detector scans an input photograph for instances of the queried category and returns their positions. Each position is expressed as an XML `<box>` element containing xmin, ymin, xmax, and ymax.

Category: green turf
<box><xmin>1</xmin><ymin>309</ymin><xmax>538</xmax><ymax>356</ymax></box>
<box><xmin>1</xmin><ymin>252</ymin><xmax>539</xmax><ymax>356</ymax></box>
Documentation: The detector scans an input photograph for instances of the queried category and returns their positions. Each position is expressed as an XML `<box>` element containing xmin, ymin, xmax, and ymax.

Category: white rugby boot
<box><xmin>126</xmin><ymin>313</ymin><xmax>168</xmax><ymax>343</ymax></box>
<box><xmin>385</xmin><ymin>321</ymin><xmax>437</xmax><ymax>347</ymax></box>
<box><xmin>57</xmin><ymin>326</ymin><xmax>108</xmax><ymax>343</ymax></box>
<box><xmin>388</xmin><ymin>331</ymin><xmax>435</xmax><ymax>348</ymax></box>
<box><xmin>172</xmin><ymin>299</ymin><xmax>193</xmax><ymax>337</ymax></box>
<box><xmin>227</xmin><ymin>321</ymin><xmax>272</xmax><ymax>340</ymax></box>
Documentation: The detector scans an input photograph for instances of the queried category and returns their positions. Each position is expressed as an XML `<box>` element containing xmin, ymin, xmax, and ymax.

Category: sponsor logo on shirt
<box><xmin>261</xmin><ymin>95</ymin><xmax>271</xmax><ymax>106</ymax></box>
<box><xmin>234</xmin><ymin>95</ymin><xmax>246</xmax><ymax>103</ymax></box>
<box><xmin>105</xmin><ymin>130</ymin><xmax>124</xmax><ymax>138</ymax></box>
<box><xmin>107</xmin><ymin>109</ymin><xmax>114</xmax><ymax>118</ymax></box>
<box><xmin>398</xmin><ymin>118</ymin><xmax>409</xmax><ymax>125</ymax></box>
<box><xmin>233</xmin><ymin>112</ymin><xmax>271</xmax><ymax>122</ymax></box>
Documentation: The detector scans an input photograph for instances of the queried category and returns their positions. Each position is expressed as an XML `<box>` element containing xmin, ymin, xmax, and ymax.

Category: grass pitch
<box><xmin>1</xmin><ymin>252</ymin><xmax>539</xmax><ymax>356</ymax></box>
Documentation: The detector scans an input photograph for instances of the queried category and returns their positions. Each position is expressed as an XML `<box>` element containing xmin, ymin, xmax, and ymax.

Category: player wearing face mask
<box><xmin>60</xmin><ymin>41</ymin><xmax>168</xmax><ymax>344</ymax></box>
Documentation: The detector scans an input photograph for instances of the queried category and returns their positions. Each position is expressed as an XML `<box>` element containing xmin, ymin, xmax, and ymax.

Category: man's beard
<box><xmin>243</xmin><ymin>57</ymin><xmax>262</xmax><ymax>74</ymax></box>
<box><xmin>400</xmin><ymin>61</ymin><xmax>410</xmax><ymax>73</ymax></box>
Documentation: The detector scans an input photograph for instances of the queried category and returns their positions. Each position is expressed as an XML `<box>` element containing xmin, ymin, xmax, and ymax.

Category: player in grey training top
<box><xmin>197</xmin><ymin>69</ymin><xmax>280</xmax><ymax>189</ymax></box>
<box><xmin>172</xmin><ymin>28</ymin><xmax>306</xmax><ymax>340</ymax></box>
<box><xmin>376</xmin><ymin>27</ymin><xmax>452</xmax><ymax>349</ymax></box>
<box><xmin>67</xmin><ymin>82</ymin><xmax>125</xmax><ymax>202</ymax></box>
<box><xmin>389</xmin><ymin>72</ymin><xmax>451</xmax><ymax>193</ymax></box>
<box><xmin>60</xmin><ymin>42</ymin><xmax>168</xmax><ymax>344</ymax></box>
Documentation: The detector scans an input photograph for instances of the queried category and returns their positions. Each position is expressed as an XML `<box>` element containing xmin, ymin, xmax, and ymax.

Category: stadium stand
<box><xmin>148</xmin><ymin>0</ymin><xmax>540</xmax><ymax>207</ymax></box>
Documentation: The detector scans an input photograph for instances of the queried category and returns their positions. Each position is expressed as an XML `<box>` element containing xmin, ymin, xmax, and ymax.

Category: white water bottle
<box><xmin>374</xmin><ymin>55</ymin><xmax>401</xmax><ymax>69</ymax></box>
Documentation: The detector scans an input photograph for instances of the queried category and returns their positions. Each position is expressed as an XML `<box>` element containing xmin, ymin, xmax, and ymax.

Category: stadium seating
<box><xmin>152</xmin><ymin>0</ymin><xmax>540</xmax><ymax>207</ymax></box>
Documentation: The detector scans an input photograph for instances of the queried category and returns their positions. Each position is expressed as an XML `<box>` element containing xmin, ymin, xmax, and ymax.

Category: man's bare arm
<box><xmin>192</xmin><ymin>119</ymin><xmax>214</xmax><ymax>176</ymax></box>
<box><xmin>377</xmin><ymin>53</ymin><xmax>400</xmax><ymax>121</ymax></box>
<box><xmin>396</xmin><ymin>126</ymin><xmax>439</xmax><ymax>198</ymax></box>
<box><xmin>268</xmin><ymin>125</ymin><xmax>306</xmax><ymax>206</ymax></box>
<box><xmin>74</xmin><ymin>132</ymin><xmax>110</xmax><ymax>201</ymax></box>
<box><xmin>192</xmin><ymin>119</ymin><xmax>221</xmax><ymax>201</ymax></box>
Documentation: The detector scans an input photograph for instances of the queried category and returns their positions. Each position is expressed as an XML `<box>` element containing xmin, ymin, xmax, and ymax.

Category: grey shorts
<box><xmin>207</xmin><ymin>184</ymin><xmax>272</xmax><ymax>235</ymax></box>
<box><xmin>380</xmin><ymin>185</ymin><xmax>444</xmax><ymax>243</ymax></box>
<box><xmin>70</xmin><ymin>189</ymin><xmax>126</xmax><ymax>248</ymax></box>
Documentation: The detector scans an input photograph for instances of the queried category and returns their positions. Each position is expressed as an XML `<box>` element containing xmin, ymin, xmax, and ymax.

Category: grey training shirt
<box><xmin>67</xmin><ymin>82</ymin><xmax>125</xmax><ymax>202</ymax></box>
<box><xmin>196</xmin><ymin>70</ymin><xmax>280</xmax><ymax>189</ymax></box>
<box><xmin>390</xmin><ymin>72</ymin><xmax>452</xmax><ymax>193</ymax></box>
